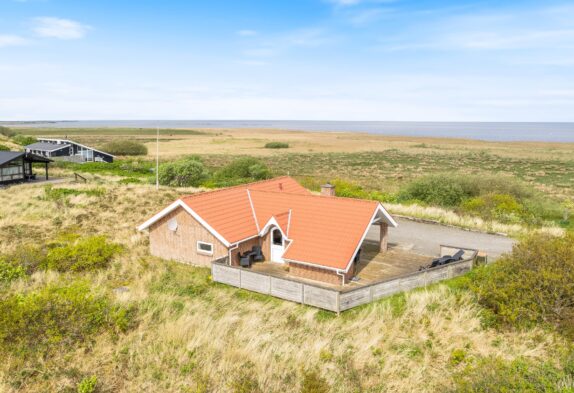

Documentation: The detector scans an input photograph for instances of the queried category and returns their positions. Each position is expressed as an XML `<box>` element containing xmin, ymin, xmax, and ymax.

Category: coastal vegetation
<box><xmin>0</xmin><ymin>180</ymin><xmax>572</xmax><ymax>391</ymax></box>
<box><xmin>264</xmin><ymin>141</ymin><xmax>290</xmax><ymax>149</ymax></box>
<box><xmin>99</xmin><ymin>140</ymin><xmax>148</xmax><ymax>156</ymax></box>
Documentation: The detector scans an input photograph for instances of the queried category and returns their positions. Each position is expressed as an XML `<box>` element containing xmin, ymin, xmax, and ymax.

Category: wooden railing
<box><xmin>74</xmin><ymin>173</ymin><xmax>87</xmax><ymax>183</ymax></box>
<box><xmin>212</xmin><ymin>246</ymin><xmax>478</xmax><ymax>313</ymax></box>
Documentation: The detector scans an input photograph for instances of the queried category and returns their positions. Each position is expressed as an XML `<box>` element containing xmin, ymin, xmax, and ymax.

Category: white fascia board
<box><xmin>342</xmin><ymin>205</ymin><xmax>381</xmax><ymax>273</ymax></box>
<box><xmin>137</xmin><ymin>199</ymin><xmax>231</xmax><ymax>247</ymax></box>
<box><xmin>259</xmin><ymin>216</ymin><xmax>288</xmax><ymax>239</ymax></box>
<box><xmin>39</xmin><ymin>138</ymin><xmax>116</xmax><ymax>158</ymax></box>
<box><xmin>378</xmin><ymin>203</ymin><xmax>398</xmax><ymax>228</ymax></box>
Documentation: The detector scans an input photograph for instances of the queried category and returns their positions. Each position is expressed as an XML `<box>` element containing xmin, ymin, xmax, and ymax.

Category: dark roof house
<box><xmin>25</xmin><ymin>138</ymin><xmax>114</xmax><ymax>163</ymax></box>
<box><xmin>0</xmin><ymin>151</ymin><xmax>52</xmax><ymax>185</ymax></box>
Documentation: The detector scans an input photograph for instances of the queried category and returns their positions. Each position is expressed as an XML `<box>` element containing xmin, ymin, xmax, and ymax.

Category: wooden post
<box><xmin>379</xmin><ymin>223</ymin><xmax>388</xmax><ymax>252</ymax></box>
<box><xmin>45</xmin><ymin>162</ymin><xmax>48</xmax><ymax>180</ymax></box>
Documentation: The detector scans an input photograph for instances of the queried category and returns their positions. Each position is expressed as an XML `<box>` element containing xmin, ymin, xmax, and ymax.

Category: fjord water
<box><xmin>7</xmin><ymin>120</ymin><xmax>574</xmax><ymax>142</ymax></box>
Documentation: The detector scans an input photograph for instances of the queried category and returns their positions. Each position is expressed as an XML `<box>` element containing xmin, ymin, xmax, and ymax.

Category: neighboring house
<box><xmin>25</xmin><ymin>138</ymin><xmax>114</xmax><ymax>163</ymax></box>
<box><xmin>0</xmin><ymin>151</ymin><xmax>52</xmax><ymax>185</ymax></box>
<box><xmin>138</xmin><ymin>176</ymin><xmax>398</xmax><ymax>286</ymax></box>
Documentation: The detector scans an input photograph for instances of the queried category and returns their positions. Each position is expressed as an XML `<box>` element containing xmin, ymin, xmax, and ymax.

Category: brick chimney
<box><xmin>321</xmin><ymin>182</ymin><xmax>336</xmax><ymax>197</ymax></box>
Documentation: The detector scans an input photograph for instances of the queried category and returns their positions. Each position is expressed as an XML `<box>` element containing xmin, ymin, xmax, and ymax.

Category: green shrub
<box><xmin>118</xmin><ymin>177</ymin><xmax>142</xmax><ymax>185</ymax></box>
<box><xmin>461</xmin><ymin>193</ymin><xmax>525</xmax><ymax>224</ymax></box>
<box><xmin>100</xmin><ymin>140</ymin><xmax>148</xmax><ymax>156</ymax></box>
<box><xmin>471</xmin><ymin>234</ymin><xmax>574</xmax><ymax>334</ymax></box>
<box><xmin>0</xmin><ymin>281</ymin><xmax>127</xmax><ymax>356</ymax></box>
<box><xmin>300</xmin><ymin>369</ymin><xmax>330</xmax><ymax>393</ymax></box>
<box><xmin>2</xmin><ymin>244</ymin><xmax>46</xmax><ymax>275</ymax></box>
<box><xmin>214</xmin><ymin>157</ymin><xmax>271</xmax><ymax>184</ymax></box>
<box><xmin>399</xmin><ymin>174</ymin><xmax>472</xmax><ymax>207</ymax></box>
<box><xmin>43</xmin><ymin>235</ymin><xmax>122</xmax><ymax>272</ymax></box>
<box><xmin>12</xmin><ymin>134</ymin><xmax>37</xmax><ymax>146</ymax></box>
<box><xmin>0</xmin><ymin>143</ymin><xmax>10</xmax><ymax>151</ymax></box>
<box><xmin>0</xmin><ymin>258</ymin><xmax>26</xmax><ymax>284</ymax></box>
<box><xmin>0</xmin><ymin>126</ymin><xmax>17</xmax><ymax>138</ymax></box>
<box><xmin>77</xmin><ymin>375</ymin><xmax>98</xmax><ymax>393</ymax></box>
<box><xmin>264</xmin><ymin>142</ymin><xmax>289</xmax><ymax>149</ymax></box>
<box><xmin>43</xmin><ymin>185</ymin><xmax>106</xmax><ymax>202</ymax></box>
<box><xmin>451</xmin><ymin>355</ymin><xmax>573</xmax><ymax>392</ymax></box>
<box><xmin>158</xmin><ymin>157</ymin><xmax>209</xmax><ymax>187</ymax></box>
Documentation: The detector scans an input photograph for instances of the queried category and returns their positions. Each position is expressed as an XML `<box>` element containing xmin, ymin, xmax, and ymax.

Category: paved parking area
<box><xmin>367</xmin><ymin>217</ymin><xmax>516</xmax><ymax>261</ymax></box>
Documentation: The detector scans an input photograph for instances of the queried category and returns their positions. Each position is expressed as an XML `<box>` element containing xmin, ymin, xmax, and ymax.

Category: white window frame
<box><xmin>196</xmin><ymin>241</ymin><xmax>214</xmax><ymax>256</ymax></box>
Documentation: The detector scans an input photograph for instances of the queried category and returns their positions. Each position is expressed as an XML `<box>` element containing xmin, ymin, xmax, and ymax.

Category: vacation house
<box><xmin>0</xmin><ymin>151</ymin><xmax>52</xmax><ymax>185</ymax></box>
<box><xmin>25</xmin><ymin>138</ymin><xmax>114</xmax><ymax>163</ymax></box>
<box><xmin>138</xmin><ymin>177</ymin><xmax>398</xmax><ymax>286</ymax></box>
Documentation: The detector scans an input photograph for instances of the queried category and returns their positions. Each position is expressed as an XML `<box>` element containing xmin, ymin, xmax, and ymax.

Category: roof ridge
<box><xmin>180</xmin><ymin>176</ymin><xmax>296</xmax><ymax>200</ymax></box>
<box><xmin>249</xmin><ymin>189</ymin><xmax>380</xmax><ymax>205</ymax></box>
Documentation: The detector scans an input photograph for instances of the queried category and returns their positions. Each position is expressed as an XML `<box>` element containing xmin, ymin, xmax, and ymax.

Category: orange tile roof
<box><xmin>173</xmin><ymin>176</ymin><xmax>386</xmax><ymax>270</ymax></box>
<box><xmin>180</xmin><ymin>177</ymin><xmax>309</xmax><ymax>244</ymax></box>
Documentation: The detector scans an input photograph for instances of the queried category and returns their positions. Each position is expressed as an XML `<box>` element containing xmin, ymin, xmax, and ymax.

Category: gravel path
<box><xmin>367</xmin><ymin>217</ymin><xmax>516</xmax><ymax>261</ymax></box>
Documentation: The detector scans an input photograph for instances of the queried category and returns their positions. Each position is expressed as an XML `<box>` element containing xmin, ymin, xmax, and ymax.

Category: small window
<box><xmin>272</xmin><ymin>229</ymin><xmax>283</xmax><ymax>246</ymax></box>
<box><xmin>197</xmin><ymin>241</ymin><xmax>213</xmax><ymax>255</ymax></box>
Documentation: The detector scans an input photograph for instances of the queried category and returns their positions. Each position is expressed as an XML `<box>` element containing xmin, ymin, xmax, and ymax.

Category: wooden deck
<box><xmin>247</xmin><ymin>240</ymin><xmax>433</xmax><ymax>291</ymax></box>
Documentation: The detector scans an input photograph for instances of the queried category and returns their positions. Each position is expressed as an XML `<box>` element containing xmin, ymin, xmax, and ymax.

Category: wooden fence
<box><xmin>211</xmin><ymin>246</ymin><xmax>477</xmax><ymax>313</ymax></box>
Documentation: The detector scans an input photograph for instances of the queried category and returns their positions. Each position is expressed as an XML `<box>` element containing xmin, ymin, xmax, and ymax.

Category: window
<box><xmin>197</xmin><ymin>241</ymin><xmax>213</xmax><ymax>255</ymax></box>
<box><xmin>272</xmin><ymin>229</ymin><xmax>283</xmax><ymax>246</ymax></box>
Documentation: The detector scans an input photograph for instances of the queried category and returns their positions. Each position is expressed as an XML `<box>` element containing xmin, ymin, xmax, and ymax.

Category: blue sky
<box><xmin>1</xmin><ymin>0</ymin><xmax>573</xmax><ymax>121</ymax></box>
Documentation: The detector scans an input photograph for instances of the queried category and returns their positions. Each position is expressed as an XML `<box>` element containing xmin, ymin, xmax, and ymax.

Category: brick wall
<box><xmin>289</xmin><ymin>262</ymin><xmax>342</xmax><ymax>285</ymax></box>
<box><xmin>230</xmin><ymin>237</ymin><xmax>261</xmax><ymax>266</ymax></box>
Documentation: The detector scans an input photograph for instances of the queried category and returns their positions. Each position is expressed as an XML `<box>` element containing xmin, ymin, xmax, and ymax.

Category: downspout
<box><xmin>228</xmin><ymin>243</ymin><xmax>239</xmax><ymax>266</ymax></box>
<box><xmin>336</xmin><ymin>269</ymin><xmax>346</xmax><ymax>285</ymax></box>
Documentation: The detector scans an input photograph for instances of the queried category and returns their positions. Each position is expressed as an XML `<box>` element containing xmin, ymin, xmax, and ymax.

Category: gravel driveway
<box><xmin>367</xmin><ymin>217</ymin><xmax>516</xmax><ymax>261</ymax></box>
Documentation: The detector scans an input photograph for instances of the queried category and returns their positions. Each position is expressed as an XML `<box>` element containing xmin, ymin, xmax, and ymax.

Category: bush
<box><xmin>12</xmin><ymin>134</ymin><xmax>37</xmax><ymax>146</ymax></box>
<box><xmin>399</xmin><ymin>174</ymin><xmax>472</xmax><ymax>207</ymax></box>
<box><xmin>451</xmin><ymin>355</ymin><xmax>574</xmax><ymax>392</ymax></box>
<box><xmin>43</xmin><ymin>235</ymin><xmax>122</xmax><ymax>272</ymax></box>
<box><xmin>0</xmin><ymin>143</ymin><xmax>10</xmax><ymax>151</ymax></box>
<box><xmin>264</xmin><ymin>142</ymin><xmax>289</xmax><ymax>149</ymax></box>
<box><xmin>214</xmin><ymin>157</ymin><xmax>271</xmax><ymax>184</ymax></box>
<box><xmin>0</xmin><ymin>126</ymin><xmax>16</xmax><ymax>138</ymax></box>
<box><xmin>471</xmin><ymin>233</ymin><xmax>574</xmax><ymax>335</ymax></box>
<box><xmin>158</xmin><ymin>157</ymin><xmax>209</xmax><ymax>187</ymax></box>
<box><xmin>100</xmin><ymin>140</ymin><xmax>148</xmax><ymax>156</ymax></box>
<box><xmin>461</xmin><ymin>193</ymin><xmax>525</xmax><ymax>224</ymax></box>
<box><xmin>0</xmin><ymin>258</ymin><xmax>26</xmax><ymax>284</ymax></box>
<box><xmin>0</xmin><ymin>281</ymin><xmax>127</xmax><ymax>356</ymax></box>
<box><xmin>300</xmin><ymin>369</ymin><xmax>330</xmax><ymax>393</ymax></box>
<box><xmin>77</xmin><ymin>376</ymin><xmax>98</xmax><ymax>393</ymax></box>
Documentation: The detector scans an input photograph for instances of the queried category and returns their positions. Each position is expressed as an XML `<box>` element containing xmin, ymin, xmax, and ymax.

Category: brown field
<box><xmin>16</xmin><ymin>126</ymin><xmax>574</xmax><ymax>161</ymax></box>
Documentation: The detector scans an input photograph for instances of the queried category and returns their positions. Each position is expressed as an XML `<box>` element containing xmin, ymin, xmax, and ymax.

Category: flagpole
<box><xmin>156</xmin><ymin>126</ymin><xmax>159</xmax><ymax>190</ymax></box>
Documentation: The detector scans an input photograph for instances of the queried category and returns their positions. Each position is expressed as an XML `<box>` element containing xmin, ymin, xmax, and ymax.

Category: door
<box><xmin>270</xmin><ymin>228</ymin><xmax>284</xmax><ymax>263</ymax></box>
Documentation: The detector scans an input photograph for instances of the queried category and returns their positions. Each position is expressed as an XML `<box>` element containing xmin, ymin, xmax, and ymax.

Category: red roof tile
<box><xmin>146</xmin><ymin>176</ymin><xmax>394</xmax><ymax>271</ymax></box>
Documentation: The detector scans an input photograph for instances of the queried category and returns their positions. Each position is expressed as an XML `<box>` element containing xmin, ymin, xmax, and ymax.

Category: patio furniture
<box><xmin>239</xmin><ymin>252</ymin><xmax>251</xmax><ymax>268</ymax></box>
<box><xmin>420</xmin><ymin>249</ymin><xmax>465</xmax><ymax>271</ymax></box>
<box><xmin>251</xmin><ymin>245</ymin><xmax>264</xmax><ymax>262</ymax></box>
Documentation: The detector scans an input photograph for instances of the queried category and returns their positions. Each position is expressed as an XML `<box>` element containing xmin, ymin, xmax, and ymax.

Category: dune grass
<box><xmin>0</xmin><ymin>180</ymin><xmax>569</xmax><ymax>392</ymax></box>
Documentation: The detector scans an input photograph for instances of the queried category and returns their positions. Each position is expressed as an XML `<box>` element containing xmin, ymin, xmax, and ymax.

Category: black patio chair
<box><xmin>251</xmin><ymin>245</ymin><xmax>264</xmax><ymax>262</ymax></box>
<box><xmin>239</xmin><ymin>252</ymin><xmax>251</xmax><ymax>268</ymax></box>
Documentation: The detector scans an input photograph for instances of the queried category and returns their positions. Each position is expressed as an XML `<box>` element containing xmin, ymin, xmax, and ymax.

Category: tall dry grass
<box><xmin>0</xmin><ymin>180</ymin><xmax>565</xmax><ymax>392</ymax></box>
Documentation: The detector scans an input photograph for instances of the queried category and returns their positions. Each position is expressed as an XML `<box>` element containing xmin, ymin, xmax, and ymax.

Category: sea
<box><xmin>3</xmin><ymin>120</ymin><xmax>574</xmax><ymax>143</ymax></box>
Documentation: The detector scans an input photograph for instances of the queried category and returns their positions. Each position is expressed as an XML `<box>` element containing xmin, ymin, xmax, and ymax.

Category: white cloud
<box><xmin>0</xmin><ymin>35</ymin><xmax>29</xmax><ymax>47</ymax></box>
<box><xmin>237</xmin><ymin>29</ymin><xmax>258</xmax><ymax>37</ymax></box>
<box><xmin>32</xmin><ymin>17</ymin><xmax>91</xmax><ymax>40</ymax></box>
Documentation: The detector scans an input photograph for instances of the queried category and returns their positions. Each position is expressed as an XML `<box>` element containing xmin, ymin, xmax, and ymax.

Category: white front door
<box><xmin>270</xmin><ymin>228</ymin><xmax>284</xmax><ymax>263</ymax></box>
